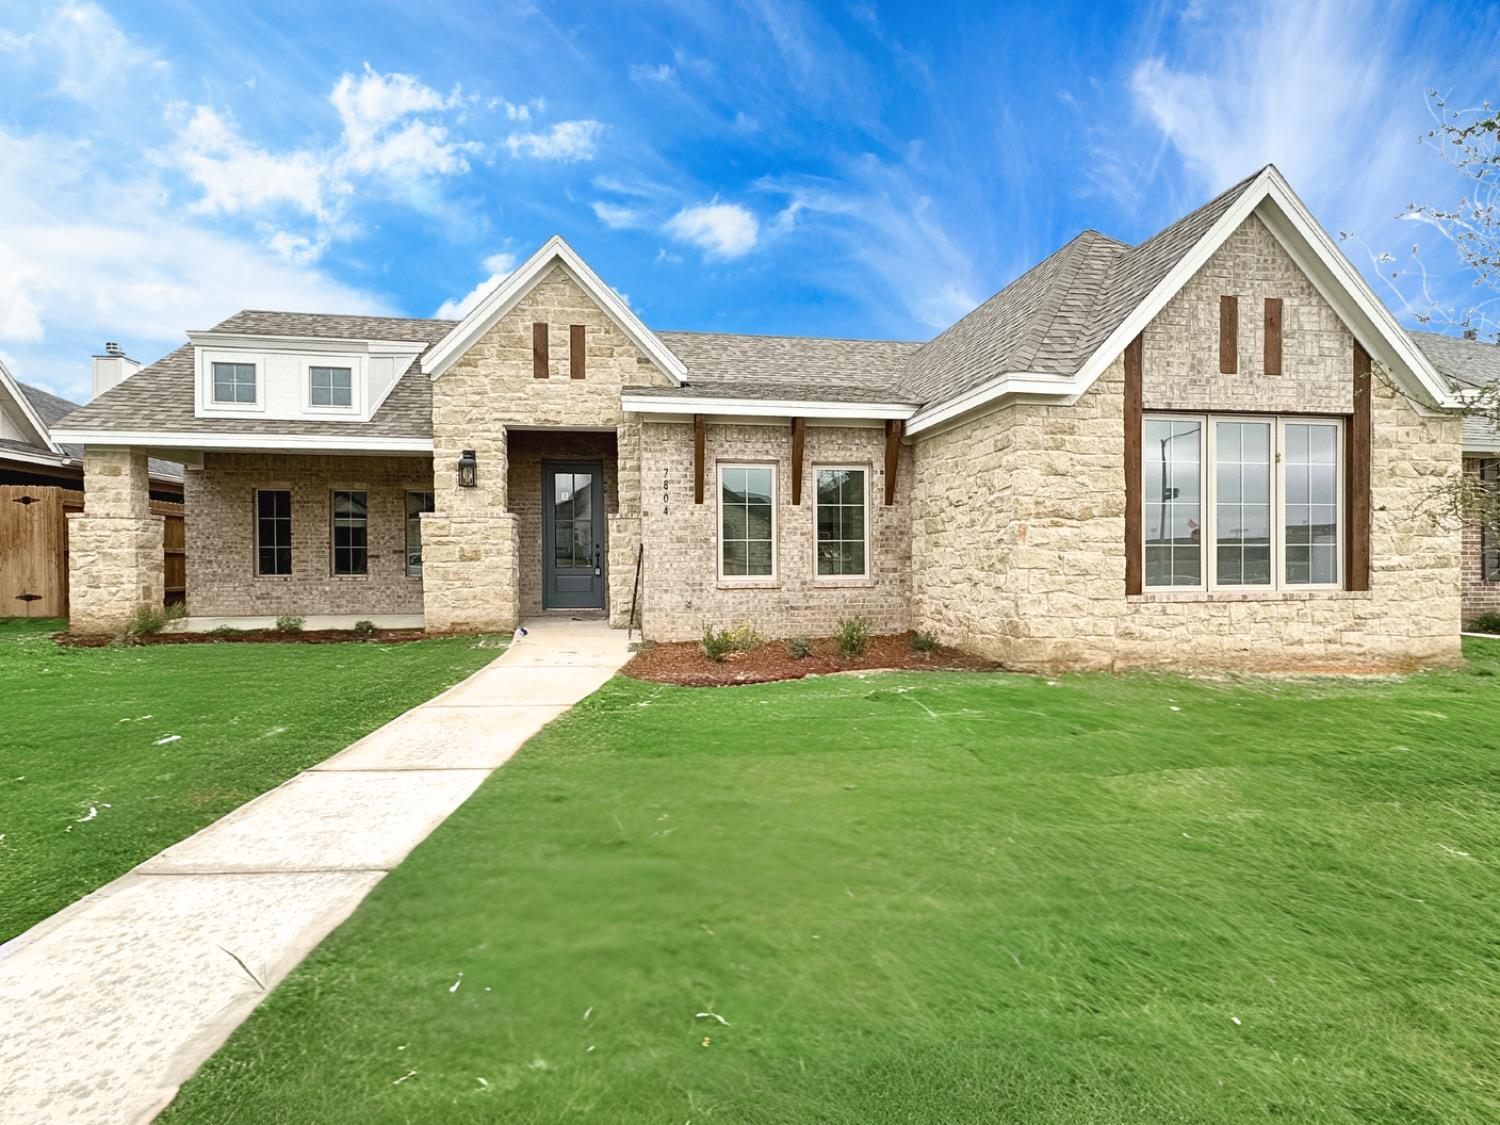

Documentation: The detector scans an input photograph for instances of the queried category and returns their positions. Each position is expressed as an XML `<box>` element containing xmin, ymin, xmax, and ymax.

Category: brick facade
<box><xmin>1461</xmin><ymin>455</ymin><xmax>1500</xmax><ymax>625</ymax></box>
<box><xmin>183</xmin><ymin>452</ymin><xmax>431</xmax><ymax>617</ymax></box>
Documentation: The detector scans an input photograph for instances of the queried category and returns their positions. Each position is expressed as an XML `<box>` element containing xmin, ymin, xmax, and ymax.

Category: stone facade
<box><xmin>67</xmin><ymin>448</ymin><xmax>164</xmax><ymax>634</ymax></box>
<box><xmin>1461</xmin><ymin>455</ymin><xmax>1500</xmax><ymax>625</ymax></box>
<box><xmin>423</xmin><ymin>263</ymin><xmax>668</xmax><ymax>631</ymax></box>
<box><xmin>638</xmin><ymin>420</ymin><xmax>912</xmax><ymax>642</ymax></box>
<box><xmin>182</xmin><ymin>452</ymin><xmax>431</xmax><ymax>617</ymax></box>
<box><xmin>911</xmin><ymin>214</ymin><xmax>1462</xmax><ymax>672</ymax></box>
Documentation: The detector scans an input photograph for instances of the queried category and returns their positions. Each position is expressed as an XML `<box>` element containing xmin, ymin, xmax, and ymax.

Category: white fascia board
<box><xmin>186</xmin><ymin>331</ymin><xmax>428</xmax><ymax>356</ymax></box>
<box><xmin>50</xmin><ymin>429</ymin><xmax>433</xmax><ymax>453</ymax></box>
<box><xmin>1463</xmin><ymin>437</ymin><xmax>1500</xmax><ymax>454</ymax></box>
<box><xmin>620</xmin><ymin>394</ymin><xmax>918</xmax><ymax>420</ymax></box>
<box><xmin>0</xmin><ymin>359</ymin><xmax>66</xmax><ymax>455</ymax></box>
<box><xmin>0</xmin><ymin>446</ymin><xmax>72</xmax><ymax>468</ymax></box>
<box><xmin>904</xmin><ymin>372</ymin><xmax>1077</xmax><ymax>435</ymax></box>
<box><xmin>421</xmin><ymin>235</ymin><xmax>687</xmax><ymax>384</ymax></box>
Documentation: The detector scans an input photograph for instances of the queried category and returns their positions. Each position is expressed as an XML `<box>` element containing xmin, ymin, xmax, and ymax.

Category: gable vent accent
<box><xmin>570</xmin><ymin>324</ymin><xmax>586</xmax><ymax>380</ymax></box>
<box><xmin>1264</xmin><ymin>297</ymin><xmax>1283</xmax><ymax>376</ymax></box>
<box><xmin>1219</xmin><ymin>295</ymin><xmax>1238</xmax><ymax>374</ymax></box>
<box><xmin>533</xmin><ymin>322</ymin><xmax>549</xmax><ymax>378</ymax></box>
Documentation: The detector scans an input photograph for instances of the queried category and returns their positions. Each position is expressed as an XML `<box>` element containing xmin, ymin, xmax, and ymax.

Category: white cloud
<box><xmin>434</xmin><ymin>251</ymin><xmax>518</xmax><ymax>319</ymax></box>
<box><xmin>173</xmin><ymin>105</ymin><xmax>330</xmax><ymax>218</ymax></box>
<box><xmin>592</xmin><ymin>201</ymin><xmax>642</xmax><ymax>228</ymax></box>
<box><xmin>505</xmin><ymin>120</ymin><xmax>603</xmax><ymax>161</ymax></box>
<box><xmin>629</xmin><ymin>63</ymin><xmax>675</xmax><ymax>83</ymax></box>
<box><xmin>664</xmin><ymin>201</ymin><xmax>759</xmax><ymax>259</ymax></box>
<box><xmin>0</xmin><ymin>2</ymin><xmax>166</xmax><ymax>108</ymax></box>
<box><xmin>331</xmin><ymin>66</ymin><xmax>478</xmax><ymax>177</ymax></box>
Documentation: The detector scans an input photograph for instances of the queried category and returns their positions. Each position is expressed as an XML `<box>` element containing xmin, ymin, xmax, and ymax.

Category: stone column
<box><xmin>67</xmin><ymin>448</ymin><xmax>164</xmax><ymax>634</ymax></box>
<box><xmin>607</xmin><ymin>418</ymin><xmax>644</xmax><ymax>629</ymax></box>
<box><xmin>422</xmin><ymin>429</ymin><xmax>521</xmax><ymax>633</ymax></box>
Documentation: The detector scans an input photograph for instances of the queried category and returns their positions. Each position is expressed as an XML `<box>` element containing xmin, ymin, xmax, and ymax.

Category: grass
<box><xmin>165</xmin><ymin>640</ymin><xmax>1500</xmax><ymax>1123</ymax></box>
<box><xmin>0</xmin><ymin>618</ymin><xmax>505</xmax><ymax>941</ymax></box>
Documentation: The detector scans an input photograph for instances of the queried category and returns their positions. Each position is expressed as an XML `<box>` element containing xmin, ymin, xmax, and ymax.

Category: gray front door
<box><xmin>542</xmin><ymin>461</ymin><xmax>605</xmax><ymax>610</ymax></box>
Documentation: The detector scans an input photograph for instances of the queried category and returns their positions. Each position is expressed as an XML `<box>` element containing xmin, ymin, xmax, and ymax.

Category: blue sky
<box><xmin>1</xmin><ymin>0</ymin><xmax>1497</xmax><ymax>402</ymax></box>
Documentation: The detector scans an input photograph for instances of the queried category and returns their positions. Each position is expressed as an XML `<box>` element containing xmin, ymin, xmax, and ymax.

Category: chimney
<box><xmin>1463</xmin><ymin>328</ymin><xmax>1478</xmax><ymax>341</ymax></box>
<box><xmin>92</xmin><ymin>341</ymin><xmax>142</xmax><ymax>400</ymax></box>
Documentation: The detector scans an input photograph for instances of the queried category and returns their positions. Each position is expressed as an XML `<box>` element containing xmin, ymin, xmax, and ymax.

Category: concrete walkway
<box><xmin>0</xmin><ymin>618</ymin><xmax>630</xmax><ymax>1125</ymax></box>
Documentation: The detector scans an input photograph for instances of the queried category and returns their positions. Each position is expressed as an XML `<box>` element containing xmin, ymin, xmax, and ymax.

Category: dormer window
<box><xmin>309</xmin><ymin>365</ymin><xmax>353</xmax><ymax>408</ymax></box>
<box><xmin>211</xmin><ymin>361</ymin><xmax>257</xmax><ymax>404</ymax></box>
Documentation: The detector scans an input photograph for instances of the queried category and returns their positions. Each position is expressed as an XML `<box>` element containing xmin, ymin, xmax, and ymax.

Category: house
<box><xmin>51</xmin><ymin>165</ymin><xmax>1480</xmax><ymax>670</ymax></box>
<box><xmin>1</xmin><ymin>354</ymin><xmax>183</xmax><ymax>617</ymax></box>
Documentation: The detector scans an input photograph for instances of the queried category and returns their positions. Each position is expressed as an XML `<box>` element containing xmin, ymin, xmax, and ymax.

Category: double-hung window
<box><xmin>719</xmin><ymin>464</ymin><xmax>776</xmax><ymax>579</ymax></box>
<box><xmin>255</xmin><ymin>489</ymin><xmax>291</xmax><ymax>576</ymax></box>
<box><xmin>1142</xmin><ymin>413</ymin><xmax>1343</xmax><ymax>591</ymax></box>
<box><xmin>1481</xmin><ymin>460</ymin><xmax>1500</xmax><ymax>582</ymax></box>
<box><xmin>331</xmin><ymin>490</ymin><xmax>368</xmax><ymax>576</ymax></box>
<box><xmin>815</xmin><ymin>467</ymin><xmax>868</xmax><ymax>577</ymax></box>
<box><xmin>405</xmin><ymin>491</ymin><xmax>434</xmax><ymax>577</ymax></box>
<box><xmin>211</xmin><ymin>361</ymin><xmax>257</xmax><ymax>404</ymax></box>
<box><xmin>309</xmin><ymin>365</ymin><xmax>353</xmax><ymax>408</ymax></box>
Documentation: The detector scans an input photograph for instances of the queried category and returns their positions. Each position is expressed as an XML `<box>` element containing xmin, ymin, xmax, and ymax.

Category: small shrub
<box><xmin>910</xmin><ymin>630</ymin><xmax>938</xmax><ymax>653</ymax></box>
<box><xmin>274</xmin><ymin>614</ymin><xmax>305</xmax><ymax>634</ymax></box>
<box><xmin>701</xmin><ymin>623</ymin><xmax>757</xmax><ymax>663</ymax></box>
<box><xmin>124</xmin><ymin>605</ymin><xmax>167</xmax><ymax>637</ymax></box>
<box><xmin>836</xmin><ymin>615</ymin><xmax>870</xmax><ymax>659</ymax></box>
<box><xmin>207</xmin><ymin>625</ymin><xmax>242</xmax><ymax>637</ymax></box>
<box><xmin>788</xmin><ymin>636</ymin><xmax>814</xmax><ymax>660</ymax></box>
<box><xmin>1468</xmin><ymin>612</ymin><xmax>1500</xmax><ymax>636</ymax></box>
<box><xmin>164</xmin><ymin>601</ymin><xmax>188</xmax><ymax>622</ymax></box>
<box><xmin>352</xmin><ymin>619</ymin><xmax>378</xmax><ymax>638</ymax></box>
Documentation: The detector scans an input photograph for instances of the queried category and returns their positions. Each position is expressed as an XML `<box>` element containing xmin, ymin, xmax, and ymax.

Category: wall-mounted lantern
<box><xmin>457</xmin><ymin>449</ymin><xmax>478</xmax><ymax>489</ymax></box>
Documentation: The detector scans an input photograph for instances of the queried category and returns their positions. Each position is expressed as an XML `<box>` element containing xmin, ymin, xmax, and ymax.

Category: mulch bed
<box><xmin>621</xmin><ymin>632</ymin><xmax>997</xmax><ymax>686</ymax></box>
<box><xmin>56</xmin><ymin>628</ymin><xmax>430</xmax><ymax>648</ymax></box>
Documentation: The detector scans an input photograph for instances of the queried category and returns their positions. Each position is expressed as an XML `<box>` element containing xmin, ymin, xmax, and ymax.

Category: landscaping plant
<box><xmin>836</xmin><ymin>614</ymin><xmax>870</xmax><ymax>658</ymax></box>
<box><xmin>274</xmin><ymin>614</ymin><xmax>305</xmax><ymax>633</ymax></box>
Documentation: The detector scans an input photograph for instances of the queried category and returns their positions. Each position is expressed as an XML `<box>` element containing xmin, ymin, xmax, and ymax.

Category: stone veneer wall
<box><xmin>424</xmin><ymin>263</ymin><xmax>667</xmax><ymax>632</ymax></box>
<box><xmin>1461</xmin><ymin>455</ymin><xmax>1500</xmax><ymax>625</ymax></box>
<box><xmin>638</xmin><ymin>420</ymin><xmax>911</xmax><ymax>642</ymax></box>
<box><xmin>506</xmin><ymin>429</ymin><xmax>618</xmax><ymax>619</ymax></box>
<box><xmin>67</xmin><ymin>448</ymin><xmax>164</xmax><ymax>633</ymax></box>
<box><xmin>911</xmin><ymin>213</ymin><xmax>1461</xmax><ymax>672</ymax></box>
<box><xmin>182</xmin><ymin>452</ymin><xmax>431</xmax><ymax>617</ymax></box>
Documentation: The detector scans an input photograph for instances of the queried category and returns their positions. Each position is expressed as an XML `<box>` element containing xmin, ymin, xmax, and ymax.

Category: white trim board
<box><xmin>422</xmin><ymin>235</ymin><xmax>688</xmax><ymax>384</ymax></box>
<box><xmin>621</xmin><ymin>393</ymin><xmax>917</xmax><ymax>420</ymax></box>
<box><xmin>49</xmin><ymin>429</ymin><xmax>433</xmax><ymax>454</ymax></box>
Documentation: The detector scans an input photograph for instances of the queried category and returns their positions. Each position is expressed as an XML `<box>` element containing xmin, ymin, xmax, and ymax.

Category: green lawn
<box><xmin>167</xmin><ymin>642</ymin><xmax>1500</xmax><ymax>1123</ymax></box>
<box><xmin>0</xmin><ymin>618</ymin><xmax>504</xmax><ymax>942</ymax></box>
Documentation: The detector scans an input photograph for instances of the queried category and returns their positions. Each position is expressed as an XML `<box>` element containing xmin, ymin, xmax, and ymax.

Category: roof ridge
<box><xmin>227</xmin><ymin>308</ymin><xmax>456</xmax><ymax>325</ymax></box>
<box><xmin>658</xmin><ymin>328</ymin><xmax>923</xmax><ymax>346</ymax></box>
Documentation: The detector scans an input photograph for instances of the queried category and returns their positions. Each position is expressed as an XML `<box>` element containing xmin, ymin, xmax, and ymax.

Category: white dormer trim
<box><xmin>421</xmin><ymin>235</ymin><xmax>687</xmax><ymax>384</ymax></box>
<box><xmin>906</xmin><ymin>166</ymin><xmax>1462</xmax><ymax>437</ymax></box>
<box><xmin>0</xmin><ymin>357</ymin><xmax>65</xmax><ymax>456</ymax></box>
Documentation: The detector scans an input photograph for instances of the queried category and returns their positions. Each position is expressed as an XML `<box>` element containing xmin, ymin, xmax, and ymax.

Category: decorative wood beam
<box><xmin>883</xmin><ymin>419</ymin><xmax>903</xmax><ymax>506</ymax></box>
<box><xmin>569</xmin><ymin>324</ymin><xmax>586</xmax><ymax>380</ymax></box>
<box><xmin>1263</xmin><ymin>297</ymin><xmax>1283</xmax><ymax>377</ymax></box>
<box><xmin>532</xmin><ymin>322</ymin><xmax>549</xmax><ymax>378</ymax></box>
<box><xmin>1124</xmin><ymin>333</ymin><xmax>1144</xmax><ymax>596</ymax></box>
<box><xmin>693</xmin><ymin>414</ymin><xmax>705</xmax><ymax>504</ymax></box>
<box><xmin>790</xmin><ymin>417</ymin><xmax>805</xmax><ymax>504</ymax></box>
<box><xmin>1219</xmin><ymin>295</ymin><xmax>1238</xmax><ymax>374</ymax></box>
<box><xmin>1347</xmin><ymin>342</ymin><xmax>1373</xmax><ymax>592</ymax></box>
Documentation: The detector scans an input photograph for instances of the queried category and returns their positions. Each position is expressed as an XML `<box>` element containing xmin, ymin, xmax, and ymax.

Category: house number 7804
<box><xmin>662</xmin><ymin>467</ymin><xmax>670</xmax><ymax>515</ymax></box>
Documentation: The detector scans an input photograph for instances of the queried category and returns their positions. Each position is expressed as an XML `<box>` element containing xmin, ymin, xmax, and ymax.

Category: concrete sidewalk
<box><xmin>0</xmin><ymin>618</ymin><xmax>629</xmax><ymax>1125</ymax></box>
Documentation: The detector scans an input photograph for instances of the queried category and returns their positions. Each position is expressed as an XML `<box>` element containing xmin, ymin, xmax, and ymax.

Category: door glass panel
<box><xmin>1214</xmin><ymin>420</ymin><xmax>1272</xmax><ymax>586</ymax></box>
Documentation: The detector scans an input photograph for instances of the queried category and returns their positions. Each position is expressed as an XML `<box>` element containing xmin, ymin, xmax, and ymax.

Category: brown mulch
<box><xmin>56</xmin><ymin>628</ymin><xmax>430</xmax><ymax>648</ymax></box>
<box><xmin>621</xmin><ymin>632</ymin><xmax>997</xmax><ymax>686</ymax></box>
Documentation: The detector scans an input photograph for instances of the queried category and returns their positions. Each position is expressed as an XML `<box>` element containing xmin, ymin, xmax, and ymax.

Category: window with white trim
<box><xmin>1143</xmin><ymin>413</ymin><xmax>1343</xmax><ymax>591</ymax></box>
<box><xmin>814</xmin><ymin>466</ymin><xmax>868</xmax><ymax>577</ymax></box>
<box><xmin>310</xmin><ymin>365</ymin><xmax>353</xmax><ymax>408</ymax></box>
<box><xmin>255</xmin><ymin>489</ymin><xmax>291</xmax><ymax>576</ymax></box>
<box><xmin>211</xmin><ymin>361</ymin><xmax>257</xmax><ymax>404</ymax></box>
<box><xmin>718</xmin><ymin>464</ymin><xmax>775</xmax><ymax>579</ymax></box>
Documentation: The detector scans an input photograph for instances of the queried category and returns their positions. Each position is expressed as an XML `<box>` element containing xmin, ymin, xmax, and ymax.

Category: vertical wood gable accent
<box><xmin>790</xmin><ymin>418</ymin><xmax>805</xmax><ymax>504</ymax></box>
<box><xmin>1263</xmin><ymin>298</ymin><xmax>1283</xmax><ymax>376</ymax></box>
<box><xmin>883</xmin><ymin>419</ymin><xmax>903</xmax><ymax>506</ymax></box>
<box><xmin>1124</xmin><ymin>334</ymin><xmax>1144</xmax><ymax>596</ymax></box>
<box><xmin>692</xmin><ymin>414</ymin><xmax>705</xmax><ymax>504</ymax></box>
<box><xmin>532</xmin><ymin>322</ymin><xmax>549</xmax><ymax>378</ymax></box>
<box><xmin>569</xmin><ymin>324</ymin><xmax>586</xmax><ymax>379</ymax></box>
<box><xmin>1219</xmin><ymin>295</ymin><xmax>1238</xmax><ymax>374</ymax></box>
<box><xmin>1347</xmin><ymin>342</ymin><xmax>1373</xmax><ymax>592</ymax></box>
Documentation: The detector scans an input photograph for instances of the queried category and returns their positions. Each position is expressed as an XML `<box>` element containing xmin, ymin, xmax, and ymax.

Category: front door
<box><xmin>542</xmin><ymin>461</ymin><xmax>605</xmax><ymax>610</ymax></box>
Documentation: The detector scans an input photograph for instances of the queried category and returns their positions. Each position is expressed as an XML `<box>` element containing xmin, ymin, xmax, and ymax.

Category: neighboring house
<box><xmin>51</xmin><ymin>166</ymin><xmax>1481</xmax><ymax>669</ymax></box>
<box><xmin>1409</xmin><ymin>331</ymin><xmax>1500</xmax><ymax>625</ymax></box>
<box><xmin>1</xmin><ymin>353</ymin><xmax>184</xmax><ymax>617</ymax></box>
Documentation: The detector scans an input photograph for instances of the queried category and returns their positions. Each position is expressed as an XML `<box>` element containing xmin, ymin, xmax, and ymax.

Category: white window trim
<box><xmin>207</xmin><ymin>357</ymin><xmax>263</xmax><ymax>411</ymax></box>
<box><xmin>812</xmin><ymin>464</ymin><xmax>871</xmax><ymax>581</ymax></box>
<box><xmin>302</xmin><ymin>360</ymin><xmax>361</xmax><ymax>415</ymax></box>
<box><xmin>254</xmin><ymin>488</ymin><xmax>292</xmax><ymax>578</ymax></box>
<box><xmin>716</xmin><ymin>462</ymin><xmax>778</xmax><ymax>584</ymax></box>
<box><xmin>1142</xmin><ymin>412</ymin><xmax>1345</xmax><ymax>593</ymax></box>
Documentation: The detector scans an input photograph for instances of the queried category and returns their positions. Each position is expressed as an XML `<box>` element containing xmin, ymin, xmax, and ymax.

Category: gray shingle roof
<box><xmin>5</xmin><ymin>379</ymin><xmax>183</xmax><ymax>479</ymax></box>
<box><xmin>213</xmin><ymin>309</ymin><xmax>455</xmax><ymax>343</ymax></box>
<box><xmin>1410</xmin><ymin>331</ymin><xmax>1500</xmax><ymax>449</ymax></box>
<box><xmin>643</xmin><ymin>331</ymin><xmax>922</xmax><ymax>403</ymax></box>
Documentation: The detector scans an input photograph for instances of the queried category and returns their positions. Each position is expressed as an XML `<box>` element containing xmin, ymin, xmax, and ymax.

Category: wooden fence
<box><xmin>1</xmin><ymin>485</ymin><xmax>186</xmax><ymax>618</ymax></box>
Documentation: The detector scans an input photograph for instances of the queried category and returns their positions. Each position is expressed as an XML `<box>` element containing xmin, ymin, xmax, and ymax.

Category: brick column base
<box><xmin>66</xmin><ymin>514</ymin><xmax>165</xmax><ymax>634</ymax></box>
